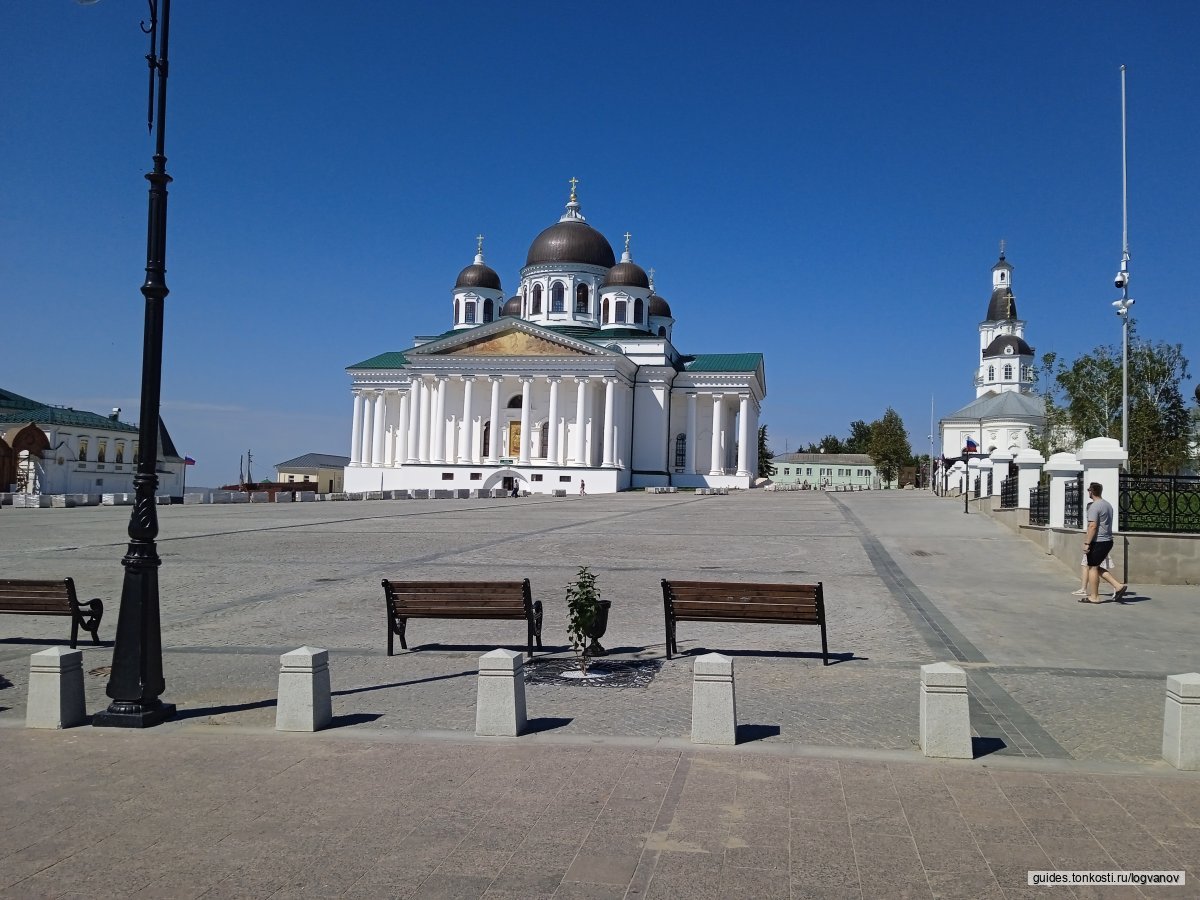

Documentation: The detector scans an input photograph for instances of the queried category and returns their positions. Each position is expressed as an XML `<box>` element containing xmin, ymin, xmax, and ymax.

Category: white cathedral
<box><xmin>343</xmin><ymin>184</ymin><xmax>766</xmax><ymax>495</ymax></box>
<box><xmin>939</xmin><ymin>246</ymin><xmax>1045</xmax><ymax>458</ymax></box>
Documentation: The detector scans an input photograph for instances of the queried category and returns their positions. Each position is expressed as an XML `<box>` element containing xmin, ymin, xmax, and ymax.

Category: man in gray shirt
<box><xmin>1082</xmin><ymin>482</ymin><xmax>1128</xmax><ymax>603</ymax></box>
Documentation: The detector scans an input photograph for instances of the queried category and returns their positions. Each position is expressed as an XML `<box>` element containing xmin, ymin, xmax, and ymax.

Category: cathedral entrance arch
<box><xmin>10</xmin><ymin>425</ymin><xmax>50</xmax><ymax>494</ymax></box>
<box><xmin>483</xmin><ymin>468</ymin><xmax>522</xmax><ymax>493</ymax></box>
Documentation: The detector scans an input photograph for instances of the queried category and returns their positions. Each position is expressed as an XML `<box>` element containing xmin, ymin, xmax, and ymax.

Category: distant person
<box><xmin>1080</xmin><ymin>482</ymin><xmax>1128</xmax><ymax>604</ymax></box>
<box><xmin>510</xmin><ymin>484</ymin><xmax>519</xmax><ymax>498</ymax></box>
<box><xmin>1073</xmin><ymin>495</ymin><xmax>1115</xmax><ymax>598</ymax></box>
<box><xmin>579</xmin><ymin>480</ymin><xmax>586</xmax><ymax>496</ymax></box>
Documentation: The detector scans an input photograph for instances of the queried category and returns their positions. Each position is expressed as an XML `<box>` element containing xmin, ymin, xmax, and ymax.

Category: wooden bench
<box><xmin>382</xmin><ymin>579</ymin><xmax>543</xmax><ymax>658</ymax></box>
<box><xmin>0</xmin><ymin>578</ymin><xmax>105</xmax><ymax>649</ymax></box>
<box><xmin>661</xmin><ymin>579</ymin><xmax>829</xmax><ymax>665</ymax></box>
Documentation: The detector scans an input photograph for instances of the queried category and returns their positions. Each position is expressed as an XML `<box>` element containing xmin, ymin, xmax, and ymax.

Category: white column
<box><xmin>397</xmin><ymin>389</ymin><xmax>410</xmax><ymax>466</ymax></box>
<box><xmin>1076</xmin><ymin>437</ymin><xmax>1129</xmax><ymax>533</ymax></box>
<box><xmin>518</xmin><ymin>377</ymin><xmax>532</xmax><ymax>465</ymax></box>
<box><xmin>406</xmin><ymin>382</ymin><xmax>420</xmax><ymax>464</ymax></box>
<box><xmin>602</xmin><ymin>378</ymin><xmax>617</xmax><ymax>468</ymax></box>
<box><xmin>573</xmin><ymin>376</ymin><xmax>588</xmax><ymax>466</ymax></box>
<box><xmin>736</xmin><ymin>394</ymin><xmax>750</xmax><ymax>477</ymax></box>
<box><xmin>418</xmin><ymin>378</ymin><xmax>432</xmax><ymax>463</ymax></box>
<box><xmin>685</xmin><ymin>393</ymin><xmax>697</xmax><ymax>474</ymax></box>
<box><xmin>458</xmin><ymin>377</ymin><xmax>475</xmax><ymax>464</ymax></box>
<box><xmin>709</xmin><ymin>394</ymin><xmax>725</xmax><ymax>476</ymax></box>
<box><xmin>350</xmin><ymin>391</ymin><xmax>365</xmax><ymax>466</ymax></box>
<box><xmin>1014</xmin><ymin>449</ymin><xmax>1045</xmax><ymax>509</ymax></box>
<box><xmin>361</xmin><ymin>391</ymin><xmax>376</xmax><ymax>466</ymax></box>
<box><xmin>546</xmin><ymin>377</ymin><xmax>561</xmax><ymax>465</ymax></box>
<box><xmin>487</xmin><ymin>376</ymin><xmax>502</xmax><ymax>463</ymax></box>
<box><xmin>372</xmin><ymin>391</ymin><xmax>388</xmax><ymax>469</ymax></box>
<box><xmin>432</xmin><ymin>377</ymin><xmax>447</xmax><ymax>464</ymax></box>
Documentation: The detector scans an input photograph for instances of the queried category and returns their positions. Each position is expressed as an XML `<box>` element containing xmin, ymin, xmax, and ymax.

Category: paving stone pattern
<box><xmin>1</xmin><ymin>728</ymin><xmax>1198</xmax><ymax>899</ymax></box>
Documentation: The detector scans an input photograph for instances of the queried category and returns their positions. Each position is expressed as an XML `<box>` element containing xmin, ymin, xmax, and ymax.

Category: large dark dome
<box><xmin>455</xmin><ymin>263</ymin><xmax>501</xmax><ymax>291</ymax></box>
<box><xmin>648</xmin><ymin>294</ymin><xmax>672</xmax><ymax>318</ymax></box>
<box><xmin>983</xmin><ymin>334</ymin><xmax>1033</xmax><ymax>358</ymax></box>
<box><xmin>499</xmin><ymin>296</ymin><xmax>521</xmax><ymax>317</ymax></box>
<box><xmin>526</xmin><ymin>220</ymin><xmax>615</xmax><ymax>268</ymax></box>
<box><xmin>602</xmin><ymin>261</ymin><xmax>650</xmax><ymax>289</ymax></box>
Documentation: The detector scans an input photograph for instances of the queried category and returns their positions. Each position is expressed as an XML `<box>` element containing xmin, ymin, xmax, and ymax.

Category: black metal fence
<box><xmin>973</xmin><ymin>476</ymin><xmax>981</xmax><ymax>499</ymax></box>
<box><xmin>1064</xmin><ymin>476</ymin><xmax>1084</xmax><ymax>529</ymax></box>
<box><xmin>1029</xmin><ymin>484</ymin><xmax>1049</xmax><ymax>526</ymax></box>
<box><xmin>999</xmin><ymin>476</ymin><xmax>1017</xmax><ymax>510</ymax></box>
<box><xmin>1119</xmin><ymin>474</ymin><xmax>1200</xmax><ymax>534</ymax></box>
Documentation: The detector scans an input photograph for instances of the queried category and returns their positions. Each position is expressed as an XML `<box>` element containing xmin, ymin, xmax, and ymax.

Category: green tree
<box><xmin>1035</xmin><ymin>330</ymin><xmax>1191</xmax><ymax>474</ymax></box>
<box><xmin>867</xmin><ymin>407</ymin><xmax>912</xmax><ymax>488</ymax></box>
<box><xmin>845</xmin><ymin>419</ymin><xmax>873</xmax><ymax>454</ymax></box>
<box><xmin>804</xmin><ymin>435</ymin><xmax>846</xmax><ymax>454</ymax></box>
<box><xmin>757</xmin><ymin>425</ymin><xmax>776</xmax><ymax>478</ymax></box>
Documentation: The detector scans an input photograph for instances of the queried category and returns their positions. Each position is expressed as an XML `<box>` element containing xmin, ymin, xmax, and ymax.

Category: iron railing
<box><xmin>1064</xmin><ymin>476</ymin><xmax>1084</xmax><ymax>529</ymax></box>
<box><xmin>1029</xmin><ymin>484</ymin><xmax>1049</xmax><ymax>526</ymax></box>
<box><xmin>1119</xmin><ymin>474</ymin><xmax>1200</xmax><ymax>534</ymax></box>
<box><xmin>973</xmin><ymin>476</ymin><xmax>981</xmax><ymax>499</ymax></box>
<box><xmin>999</xmin><ymin>476</ymin><xmax>1017</xmax><ymax>509</ymax></box>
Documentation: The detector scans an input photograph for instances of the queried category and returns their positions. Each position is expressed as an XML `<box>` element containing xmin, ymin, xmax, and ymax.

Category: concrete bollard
<box><xmin>476</xmin><ymin>649</ymin><xmax>526</xmax><ymax>737</ymax></box>
<box><xmin>26</xmin><ymin>647</ymin><xmax>86</xmax><ymax>729</ymax></box>
<box><xmin>920</xmin><ymin>663</ymin><xmax>973</xmax><ymax>758</ymax></box>
<box><xmin>275</xmin><ymin>646</ymin><xmax>332</xmax><ymax>732</ymax></box>
<box><xmin>692</xmin><ymin>653</ymin><xmax>737</xmax><ymax>745</ymax></box>
<box><xmin>1163</xmin><ymin>673</ymin><xmax>1200</xmax><ymax>770</ymax></box>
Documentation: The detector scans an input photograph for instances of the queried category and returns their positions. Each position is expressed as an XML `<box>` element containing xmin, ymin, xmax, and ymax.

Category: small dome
<box><xmin>986</xmin><ymin>287</ymin><xmax>1018</xmax><ymax>321</ymax></box>
<box><xmin>602</xmin><ymin>261</ymin><xmax>650</xmax><ymax>289</ymax></box>
<box><xmin>983</xmin><ymin>334</ymin><xmax>1033</xmax><ymax>358</ymax></box>
<box><xmin>455</xmin><ymin>263</ymin><xmax>501</xmax><ymax>291</ymax></box>
<box><xmin>526</xmin><ymin>220</ymin><xmax>615</xmax><ymax>268</ymax></box>
<box><xmin>648</xmin><ymin>294</ymin><xmax>672</xmax><ymax>318</ymax></box>
<box><xmin>499</xmin><ymin>296</ymin><xmax>521</xmax><ymax>318</ymax></box>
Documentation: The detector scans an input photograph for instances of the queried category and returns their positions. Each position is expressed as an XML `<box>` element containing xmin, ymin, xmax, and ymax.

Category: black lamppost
<box><xmin>91</xmin><ymin>0</ymin><xmax>176</xmax><ymax>728</ymax></box>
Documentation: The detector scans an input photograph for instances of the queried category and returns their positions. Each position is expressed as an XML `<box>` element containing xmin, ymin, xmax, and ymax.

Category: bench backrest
<box><xmin>0</xmin><ymin>578</ymin><xmax>77</xmax><ymax>616</ymax></box>
<box><xmin>382</xmin><ymin>579</ymin><xmax>532</xmax><ymax>620</ymax></box>
<box><xmin>663</xmin><ymin>580</ymin><xmax>824</xmax><ymax>625</ymax></box>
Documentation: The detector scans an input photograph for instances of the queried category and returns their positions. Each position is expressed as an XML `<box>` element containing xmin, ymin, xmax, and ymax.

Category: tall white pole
<box><xmin>1119</xmin><ymin>64</ymin><xmax>1131</xmax><ymax>456</ymax></box>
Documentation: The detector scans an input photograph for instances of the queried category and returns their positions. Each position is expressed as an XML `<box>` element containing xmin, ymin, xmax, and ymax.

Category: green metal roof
<box><xmin>347</xmin><ymin>351</ymin><xmax>409</xmax><ymax>370</ymax></box>
<box><xmin>0</xmin><ymin>388</ymin><xmax>41</xmax><ymax>411</ymax></box>
<box><xmin>683</xmin><ymin>353</ymin><xmax>763</xmax><ymax>373</ymax></box>
<box><xmin>0</xmin><ymin>405</ymin><xmax>140</xmax><ymax>432</ymax></box>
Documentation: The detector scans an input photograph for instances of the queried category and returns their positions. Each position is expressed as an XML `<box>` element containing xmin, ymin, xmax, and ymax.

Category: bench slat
<box><xmin>0</xmin><ymin>607</ymin><xmax>75</xmax><ymax>616</ymax></box>
<box><xmin>383</xmin><ymin>581</ymin><xmax>524</xmax><ymax>592</ymax></box>
<box><xmin>671</xmin><ymin>602</ymin><xmax>820</xmax><ymax>615</ymax></box>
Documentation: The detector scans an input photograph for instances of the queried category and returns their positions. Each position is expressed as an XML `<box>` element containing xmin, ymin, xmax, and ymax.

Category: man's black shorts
<box><xmin>1087</xmin><ymin>540</ymin><xmax>1114</xmax><ymax>567</ymax></box>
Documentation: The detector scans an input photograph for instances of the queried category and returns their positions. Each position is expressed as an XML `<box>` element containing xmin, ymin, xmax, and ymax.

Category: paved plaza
<box><xmin>1</xmin><ymin>490</ymin><xmax>1197</xmax><ymax>897</ymax></box>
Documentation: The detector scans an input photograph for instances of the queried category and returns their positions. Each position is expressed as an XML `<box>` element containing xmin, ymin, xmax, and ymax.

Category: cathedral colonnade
<box><xmin>348</xmin><ymin>374</ymin><xmax>632</xmax><ymax>471</ymax></box>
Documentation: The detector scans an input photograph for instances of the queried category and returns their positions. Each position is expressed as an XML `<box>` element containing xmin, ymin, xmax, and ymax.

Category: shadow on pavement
<box><xmin>737</xmin><ymin>723</ymin><xmax>781</xmax><ymax>743</ymax></box>
<box><xmin>172</xmin><ymin>698</ymin><xmax>276</xmax><ymax>721</ymax></box>
<box><xmin>406</xmin><ymin>642</ymin><xmax>573</xmax><ymax>655</ymax></box>
<box><xmin>971</xmin><ymin>736</ymin><xmax>1007</xmax><ymax>759</ymax></box>
<box><xmin>331</xmin><ymin>713</ymin><xmax>384</xmax><ymax>727</ymax></box>
<box><xmin>333</xmin><ymin>669</ymin><xmax>476</xmax><ymax>696</ymax></box>
<box><xmin>675</xmin><ymin>647</ymin><xmax>864</xmax><ymax>666</ymax></box>
<box><xmin>525</xmin><ymin>716</ymin><xmax>572</xmax><ymax>734</ymax></box>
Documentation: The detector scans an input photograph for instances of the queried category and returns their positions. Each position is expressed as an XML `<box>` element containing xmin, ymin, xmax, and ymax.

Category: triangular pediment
<box><xmin>416</xmin><ymin>321</ymin><xmax>612</xmax><ymax>359</ymax></box>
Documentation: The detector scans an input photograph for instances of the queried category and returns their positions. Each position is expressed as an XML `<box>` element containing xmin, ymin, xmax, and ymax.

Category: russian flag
<box><xmin>184</xmin><ymin>456</ymin><xmax>196</xmax><ymax>466</ymax></box>
<box><xmin>964</xmin><ymin>437</ymin><xmax>979</xmax><ymax>452</ymax></box>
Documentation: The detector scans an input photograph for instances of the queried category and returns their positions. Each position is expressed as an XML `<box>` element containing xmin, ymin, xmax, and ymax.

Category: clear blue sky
<box><xmin>3</xmin><ymin>1</ymin><xmax>1198</xmax><ymax>487</ymax></box>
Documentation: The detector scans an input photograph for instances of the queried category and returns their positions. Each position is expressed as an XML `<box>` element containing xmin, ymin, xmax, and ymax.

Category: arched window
<box><xmin>531</xmin><ymin>284</ymin><xmax>542</xmax><ymax>314</ymax></box>
<box><xmin>78</xmin><ymin>438</ymin><xmax>88</xmax><ymax>462</ymax></box>
<box><xmin>551</xmin><ymin>282</ymin><xmax>565</xmax><ymax>312</ymax></box>
<box><xmin>483</xmin><ymin>299</ymin><xmax>494</xmax><ymax>322</ymax></box>
<box><xmin>615</xmin><ymin>301</ymin><xmax>627</xmax><ymax>323</ymax></box>
<box><xmin>674</xmin><ymin>433</ymin><xmax>686</xmax><ymax>468</ymax></box>
<box><xmin>1000</xmin><ymin>272</ymin><xmax>1005</xmax><ymax>282</ymax></box>
<box><xmin>507</xmin><ymin>395</ymin><xmax>522</xmax><ymax>409</ymax></box>
<box><xmin>115</xmin><ymin>442</ymin><xmax>124</xmax><ymax>464</ymax></box>
<box><xmin>454</xmin><ymin>299</ymin><xmax>460</xmax><ymax>323</ymax></box>
<box><xmin>576</xmin><ymin>284</ymin><xmax>588</xmax><ymax>313</ymax></box>
<box><xmin>482</xmin><ymin>422</ymin><xmax>490</xmax><ymax>458</ymax></box>
<box><xmin>464</xmin><ymin>302</ymin><xmax>476</xmax><ymax>324</ymax></box>
<box><xmin>1003</xmin><ymin>364</ymin><xmax>1013</xmax><ymax>380</ymax></box>
<box><xmin>987</xmin><ymin>365</ymin><xmax>995</xmax><ymax>381</ymax></box>
<box><xmin>602</xmin><ymin>298</ymin><xmax>609</xmax><ymax>323</ymax></box>
<box><xmin>634</xmin><ymin>298</ymin><xmax>644</xmax><ymax>324</ymax></box>
<box><xmin>658</xmin><ymin>326</ymin><xmax>666</xmax><ymax>337</ymax></box>
<box><xmin>539</xmin><ymin>421</ymin><xmax>549</xmax><ymax>456</ymax></box>
<box><xmin>97</xmin><ymin>440</ymin><xmax>107</xmax><ymax>463</ymax></box>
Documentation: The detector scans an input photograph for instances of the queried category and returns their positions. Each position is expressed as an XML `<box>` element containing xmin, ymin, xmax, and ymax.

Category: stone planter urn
<box><xmin>583</xmin><ymin>599</ymin><xmax>612</xmax><ymax>657</ymax></box>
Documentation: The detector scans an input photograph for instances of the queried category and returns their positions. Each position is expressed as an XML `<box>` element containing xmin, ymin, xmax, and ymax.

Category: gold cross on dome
<box><xmin>999</xmin><ymin>238</ymin><xmax>1006</xmax><ymax>257</ymax></box>
<box><xmin>568</xmin><ymin>177</ymin><xmax>579</xmax><ymax>201</ymax></box>
<box><xmin>624</xmin><ymin>232</ymin><xmax>632</xmax><ymax>253</ymax></box>
<box><xmin>476</xmin><ymin>234</ymin><xmax>484</xmax><ymax>255</ymax></box>
<box><xmin>648</xmin><ymin>266</ymin><xmax>656</xmax><ymax>285</ymax></box>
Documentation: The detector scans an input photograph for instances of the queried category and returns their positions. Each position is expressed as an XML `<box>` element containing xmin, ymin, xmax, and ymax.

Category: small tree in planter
<box><xmin>565</xmin><ymin>566</ymin><xmax>611</xmax><ymax>675</ymax></box>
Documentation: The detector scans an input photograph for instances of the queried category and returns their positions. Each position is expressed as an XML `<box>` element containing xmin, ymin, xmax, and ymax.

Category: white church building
<box><xmin>343</xmin><ymin>184</ymin><xmax>766</xmax><ymax>495</ymax></box>
<box><xmin>939</xmin><ymin>246</ymin><xmax>1045</xmax><ymax>458</ymax></box>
